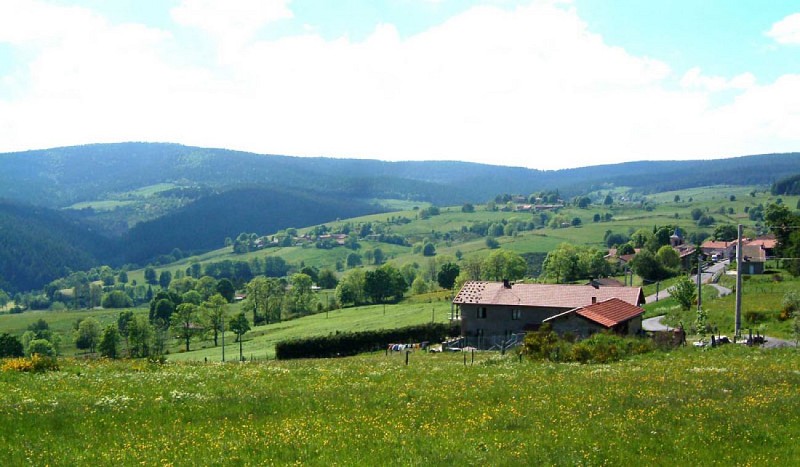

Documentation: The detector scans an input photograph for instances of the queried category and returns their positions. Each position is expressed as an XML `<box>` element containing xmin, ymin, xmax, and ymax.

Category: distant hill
<box><xmin>2</xmin><ymin>143</ymin><xmax>797</xmax><ymax>209</ymax></box>
<box><xmin>0</xmin><ymin>200</ymin><xmax>117</xmax><ymax>292</ymax></box>
<box><xmin>1</xmin><ymin>142</ymin><xmax>799</xmax><ymax>292</ymax></box>
<box><xmin>122</xmin><ymin>187</ymin><xmax>383</xmax><ymax>263</ymax></box>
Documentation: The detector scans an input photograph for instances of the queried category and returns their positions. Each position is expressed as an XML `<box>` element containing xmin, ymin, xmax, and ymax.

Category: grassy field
<box><xmin>1</xmin><ymin>345</ymin><xmax>797</xmax><ymax>465</ymax></box>
<box><xmin>169</xmin><ymin>296</ymin><xmax>454</xmax><ymax>362</ymax></box>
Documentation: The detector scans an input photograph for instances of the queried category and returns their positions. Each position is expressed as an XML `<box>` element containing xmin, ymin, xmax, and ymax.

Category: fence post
<box><xmin>405</xmin><ymin>350</ymin><xmax>409</xmax><ymax>366</ymax></box>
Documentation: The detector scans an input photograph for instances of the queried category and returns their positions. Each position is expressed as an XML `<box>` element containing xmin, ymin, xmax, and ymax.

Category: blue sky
<box><xmin>1</xmin><ymin>0</ymin><xmax>798</xmax><ymax>169</ymax></box>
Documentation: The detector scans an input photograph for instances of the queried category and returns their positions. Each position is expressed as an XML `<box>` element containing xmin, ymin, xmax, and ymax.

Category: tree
<box><xmin>127</xmin><ymin>315</ymin><xmax>153</xmax><ymax>358</ymax></box>
<box><xmin>690</xmin><ymin>208</ymin><xmax>704</xmax><ymax>221</ymax></box>
<box><xmin>656</xmin><ymin>245</ymin><xmax>680</xmax><ymax>270</ymax></box>
<box><xmin>0</xmin><ymin>333</ymin><xmax>24</xmax><ymax>357</ymax></box>
<box><xmin>287</xmin><ymin>273</ymin><xmax>317</xmax><ymax>316</ymax></box>
<box><xmin>152</xmin><ymin>299</ymin><xmax>175</xmax><ymax>327</ymax></box>
<box><xmin>117</xmin><ymin>271</ymin><xmax>128</xmax><ymax>284</ymax></box>
<box><xmin>144</xmin><ymin>267</ymin><xmax>158</xmax><ymax>285</ymax></box>
<box><xmin>75</xmin><ymin>317</ymin><xmax>102</xmax><ymax>353</ymax></box>
<box><xmin>422</xmin><ymin>243</ymin><xmax>436</xmax><ymax>257</ymax></box>
<box><xmin>630</xmin><ymin>250</ymin><xmax>672</xmax><ymax>282</ymax></box>
<box><xmin>437</xmin><ymin>262</ymin><xmax>460</xmax><ymax>289</ymax></box>
<box><xmin>203</xmin><ymin>294</ymin><xmax>228</xmax><ymax>347</ymax></box>
<box><xmin>364</xmin><ymin>264</ymin><xmax>407</xmax><ymax>303</ymax></box>
<box><xmin>102</xmin><ymin>290</ymin><xmax>134</xmax><ymax>309</ymax></box>
<box><xmin>27</xmin><ymin>339</ymin><xmax>55</xmax><ymax>357</ymax></box>
<box><xmin>98</xmin><ymin>325</ymin><xmax>121</xmax><ymax>359</ymax></box>
<box><xmin>672</xmin><ymin>275</ymin><xmax>696</xmax><ymax>311</ymax></box>
<box><xmin>603</xmin><ymin>194</ymin><xmax>613</xmax><ymax>206</ymax></box>
<box><xmin>713</xmin><ymin>224</ymin><xmax>738</xmax><ymax>242</ymax></box>
<box><xmin>228</xmin><ymin>312</ymin><xmax>250</xmax><ymax>361</ymax></box>
<box><xmin>195</xmin><ymin>276</ymin><xmax>218</xmax><ymax>300</ymax></box>
<box><xmin>159</xmin><ymin>270</ymin><xmax>172</xmax><ymax>289</ymax></box>
<box><xmin>317</xmin><ymin>268</ymin><xmax>338</xmax><ymax>289</ymax></box>
<box><xmin>485</xmin><ymin>237</ymin><xmax>500</xmax><ymax>249</ymax></box>
<box><xmin>171</xmin><ymin>303</ymin><xmax>201</xmax><ymax>352</ymax></box>
<box><xmin>483</xmin><ymin>250</ymin><xmax>527</xmax><ymax>281</ymax></box>
<box><xmin>372</xmin><ymin>247</ymin><xmax>385</xmax><ymax>265</ymax></box>
<box><xmin>462</xmin><ymin>203</ymin><xmax>475</xmax><ymax>213</ymax></box>
<box><xmin>243</xmin><ymin>276</ymin><xmax>270</xmax><ymax>325</ymax></box>
<box><xmin>216</xmin><ymin>278</ymin><xmax>236</xmax><ymax>303</ymax></box>
<box><xmin>411</xmin><ymin>276</ymin><xmax>429</xmax><ymax>295</ymax></box>
<box><xmin>346</xmin><ymin>252</ymin><xmax>363</xmax><ymax>268</ymax></box>
<box><xmin>118</xmin><ymin>310</ymin><xmax>134</xmax><ymax>355</ymax></box>
<box><xmin>335</xmin><ymin>268</ymin><xmax>367</xmax><ymax>307</ymax></box>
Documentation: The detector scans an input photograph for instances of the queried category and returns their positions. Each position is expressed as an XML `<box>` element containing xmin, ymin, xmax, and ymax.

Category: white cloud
<box><xmin>1</xmin><ymin>0</ymin><xmax>799</xmax><ymax>169</ymax></box>
<box><xmin>680</xmin><ymin>67</ymin><xmax>755</xmax><ymax>91</ymax></box>
<box><xmin>766</xmin><ymin>13</ymin><xmax>800</xmax><ymax>45</ymax></box>
<box><xmin>171</xmin><ymin>0</ymin><xmax>293</xmax><ymax>59</ymax></box>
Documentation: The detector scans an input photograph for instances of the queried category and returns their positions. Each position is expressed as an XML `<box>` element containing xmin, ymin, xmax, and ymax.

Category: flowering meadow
<box><xmin>0</xmin><ymin>346</ymin><xmax>797</xmax><ymax>465</ymax></box>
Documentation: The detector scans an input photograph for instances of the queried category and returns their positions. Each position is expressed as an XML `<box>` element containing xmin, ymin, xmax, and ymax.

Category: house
<box><xmin>740</xmin><ymin>243</ymin><xmax>766</xmax><ymax>275</ymax></box>
<box><xmin>452</xmin><ymin>280</ymin><xmax>645</xmax><ymax>340</ymax></box>
<box><xmin>745</xmin><ymin>236</ymin><xmax>776</xmax><ymax>259</ymax></box>
<box><xmin>700</xmin><ymin>240</ymin><xmax>736</xmax><ymax>261</ymax></box>
<box><xmin>543</xmin><ymin>298</ymin><xmax>644</xmax><ymax>337</ymax></box>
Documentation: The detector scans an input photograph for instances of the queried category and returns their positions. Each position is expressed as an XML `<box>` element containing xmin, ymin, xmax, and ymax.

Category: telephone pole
<box><xmin>735</xmin><ymin>224</ymin><xmax>743</xmax><ymax>335</ymax></box>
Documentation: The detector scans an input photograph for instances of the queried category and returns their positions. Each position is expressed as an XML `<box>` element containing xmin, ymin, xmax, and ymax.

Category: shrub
<box><xmin>1</xmin><ymin>354</ymin><xmax>59</xmax><ymax>373</ymax></box>
<box><xmin>744</xmin><ymin>310</ymin><xmax>770</xmax><ymax>325</ymax></box>
<box><xmin>521</xmin><ymin>324</ymin><xmax>560</xmax><ymax>360</ymax></box>
<box><xmin>275</xmin><ymin>323</ymin><xmax>458</xmax><ymax>359</ymax></box>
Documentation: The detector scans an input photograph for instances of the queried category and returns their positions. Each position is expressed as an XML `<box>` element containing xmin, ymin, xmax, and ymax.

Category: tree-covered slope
<box><xmin>2</xmin><ymin>143</ymin><xmax>797</xmax><ymax>208</ymax></box>
<box><xmin>122</xmin><ymin>187</ymin><xmax>383</xmax><ymax>264</ymax></box>
<box><xmin>0</xmin><ymin>201</ymin><xmax>117</xmax><ymax>292</ymax></box>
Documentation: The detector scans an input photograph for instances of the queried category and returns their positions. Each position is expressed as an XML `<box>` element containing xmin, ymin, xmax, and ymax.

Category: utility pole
<box><xmin>696</xmin><ymin>256</ymin><xmax>702</xmax><ymax>311</ymax></box>
<box><xmin>735</xmin><ymin>224</ymin><xmax>743</xmax><ymax>336</ymax></box>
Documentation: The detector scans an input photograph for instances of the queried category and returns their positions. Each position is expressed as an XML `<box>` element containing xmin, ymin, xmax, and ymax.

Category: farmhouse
<box><xmin>543</xmin><ymin>298</ymin><xmax>644</xmax><ymax>337</ymax></box>
<box><xmin>453</xmin><ymin>280</ymin><xmax>645</xmax><ymax>340</ymax></box>
<box><xmin>701</xmin><ymin>240</ymin><xmax>736</xmax><ymax>260</ymax></box>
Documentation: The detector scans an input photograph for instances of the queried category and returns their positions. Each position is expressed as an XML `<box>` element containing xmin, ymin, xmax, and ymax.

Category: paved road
<box><xmin>643</xmin><ymin>315</ymin><xmax>796</xmax><ymax>347</ymax></box>
<box><xmin>642</xmin><ymin>315</ymin><xmax>671</xmax><ymax>332</ymax></box>
<box><xmin>645</xmin><ymin>260</ymin><xmax>730</xmax><ymax>304</ymax></box>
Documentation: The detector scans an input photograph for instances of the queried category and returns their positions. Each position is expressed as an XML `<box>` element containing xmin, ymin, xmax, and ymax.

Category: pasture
<box><xmin>1</xmin><ymin>345</ymin><xmax>797</xmax><ymax>465</ymax></box>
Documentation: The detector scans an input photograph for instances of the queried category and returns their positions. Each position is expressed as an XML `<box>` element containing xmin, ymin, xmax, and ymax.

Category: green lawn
<box><xmin>1</xmin><ymin>345</ymin><xmax>797</xmax><ymax>465</ymax></box>
<box><xmin>169</xmin><ymin>298</ymin><xmax>454</xmax><ymax>361</ymax></box>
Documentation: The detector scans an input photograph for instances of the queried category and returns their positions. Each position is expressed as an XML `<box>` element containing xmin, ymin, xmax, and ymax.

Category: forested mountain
<box><xmin>123</xmin><ymin>187</ymin><xmax>382</xmax><ymax>263</ymax></box>
<box><xmin>2</xmin><ymin>143</ymin><xmax>798</xmax><ymax>208</ymax></box>
<box><xmin>1</xmin><ymin>142</ymin><xmax>799</xmax><ymax>293</ymax></box>
<box><xmin>0</xmin><ymin>201</ymin><xmax>117</xmax><ymax>292</ymax></box>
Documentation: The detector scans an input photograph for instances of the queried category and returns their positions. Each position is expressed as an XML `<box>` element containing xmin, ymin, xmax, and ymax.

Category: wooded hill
<box><xmin>1</xmin><ymin>142</ymin><xmax>799</xmax><ymax>292</ymax></box>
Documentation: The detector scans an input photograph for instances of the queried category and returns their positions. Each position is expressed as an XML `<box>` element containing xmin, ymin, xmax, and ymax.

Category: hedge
<box><xmin>275</xmin><ymin>322</ymin><xmax>459</xmax><ymax>360</ymax></box>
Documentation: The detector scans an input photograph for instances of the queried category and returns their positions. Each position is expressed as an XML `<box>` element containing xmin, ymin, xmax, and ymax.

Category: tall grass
<box><xmin>0</xmin><ymin>346</ymin><xmax>797</xmax><ymax>465</ymax></box>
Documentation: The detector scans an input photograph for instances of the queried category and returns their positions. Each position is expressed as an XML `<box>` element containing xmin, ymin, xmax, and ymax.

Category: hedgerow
<box><xmin>275</xmin><ymin>322</ymin><xmax>458</xmax><ymax>359</ymax></box>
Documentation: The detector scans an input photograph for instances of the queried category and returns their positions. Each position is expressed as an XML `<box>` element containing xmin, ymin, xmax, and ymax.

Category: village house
<box><xmin>700</xmin><ymin>240</ymin><xmax>736</xmax><ymax>261</ymax></box>
<box><xmin>452</xmin><ymin>280</ymin><xmax>645</xmax><ymax>342</ymax></box>
<box><xmin>543</xmin><ymin>297</ymin><xmax>645</xmax><ymax>337</ymax></box>
<box><xmin>740</xmin><ymin>243</ymin><xmax>767</xmax><ymax>274</ymax></box>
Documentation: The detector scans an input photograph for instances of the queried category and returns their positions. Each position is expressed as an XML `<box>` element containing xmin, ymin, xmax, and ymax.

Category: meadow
<box><xmin>1</xmin><ymin>345</ymin><xmax>797</xmax><ymax>465</ymax></box>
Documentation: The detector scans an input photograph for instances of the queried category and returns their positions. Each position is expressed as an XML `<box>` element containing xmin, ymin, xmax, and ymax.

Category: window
<box><xmin>477</xmin><ymin>307</ymin><xmax>487</xmax><ymax>319</ymax></box>
<box><xmin>511</xmin><ymin>309</ymin><xmax>521</xmax><ymax>320</ymax></box>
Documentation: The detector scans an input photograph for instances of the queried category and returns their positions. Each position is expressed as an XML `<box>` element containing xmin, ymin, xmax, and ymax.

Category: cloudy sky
<box><xmin>0</xmin><ymin>0</ymin><xmax>798</xmax><ymax>169</ymax></box>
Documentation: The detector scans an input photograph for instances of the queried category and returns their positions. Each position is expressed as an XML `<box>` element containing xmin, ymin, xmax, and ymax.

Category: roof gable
<box><xmin>575</xmin><ymin>298</ymin><xmax>644</xmax><ymax>327</ymax></box>
<box><xmin>453</xmin><ymin>281</ymin><xmax>644</xmax><ymax>308</ymax></box>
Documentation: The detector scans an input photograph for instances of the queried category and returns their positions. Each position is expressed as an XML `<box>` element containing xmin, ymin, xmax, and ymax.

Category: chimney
<box><xmin>591</xmin><ymin>296</ymin><xmax>597</xmax><ymax>304</ymax></box>
<box><xmin>502</xmin><ymin>279</ymin><xmax>511</xmax><ymax>289</ymax></box>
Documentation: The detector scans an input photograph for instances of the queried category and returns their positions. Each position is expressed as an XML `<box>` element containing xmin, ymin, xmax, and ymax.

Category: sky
<box><xmin>0</xmin><ymin>0</ymin><xmax>798</xmax><ymax>170</ymax></box>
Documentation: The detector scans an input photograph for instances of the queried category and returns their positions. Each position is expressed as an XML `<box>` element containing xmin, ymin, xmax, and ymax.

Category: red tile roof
<box><xmin>746</xmin><ymin>238</ymin><xmax>776</xmax><ymax>249</ymax></box>
<box><xmin>701</xmin><ymin>240</ymin><xmax>734</xmax><ymax>249</ymax></box>
<box><xmin>453</xmin><ymin>281</ymin><xmax>644</xmax><ymax>308</ymax></box>
<box><xmin>574</xmin><ymin>298</ymin><xmax>645</xmax><ymax>328</ymax></box>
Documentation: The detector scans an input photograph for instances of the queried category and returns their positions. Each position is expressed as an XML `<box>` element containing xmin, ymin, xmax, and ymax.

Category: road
<box><xmin>645</xmin><ymin>260</ymin><xmax>730</xmax><ymax>304</ymax></box>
